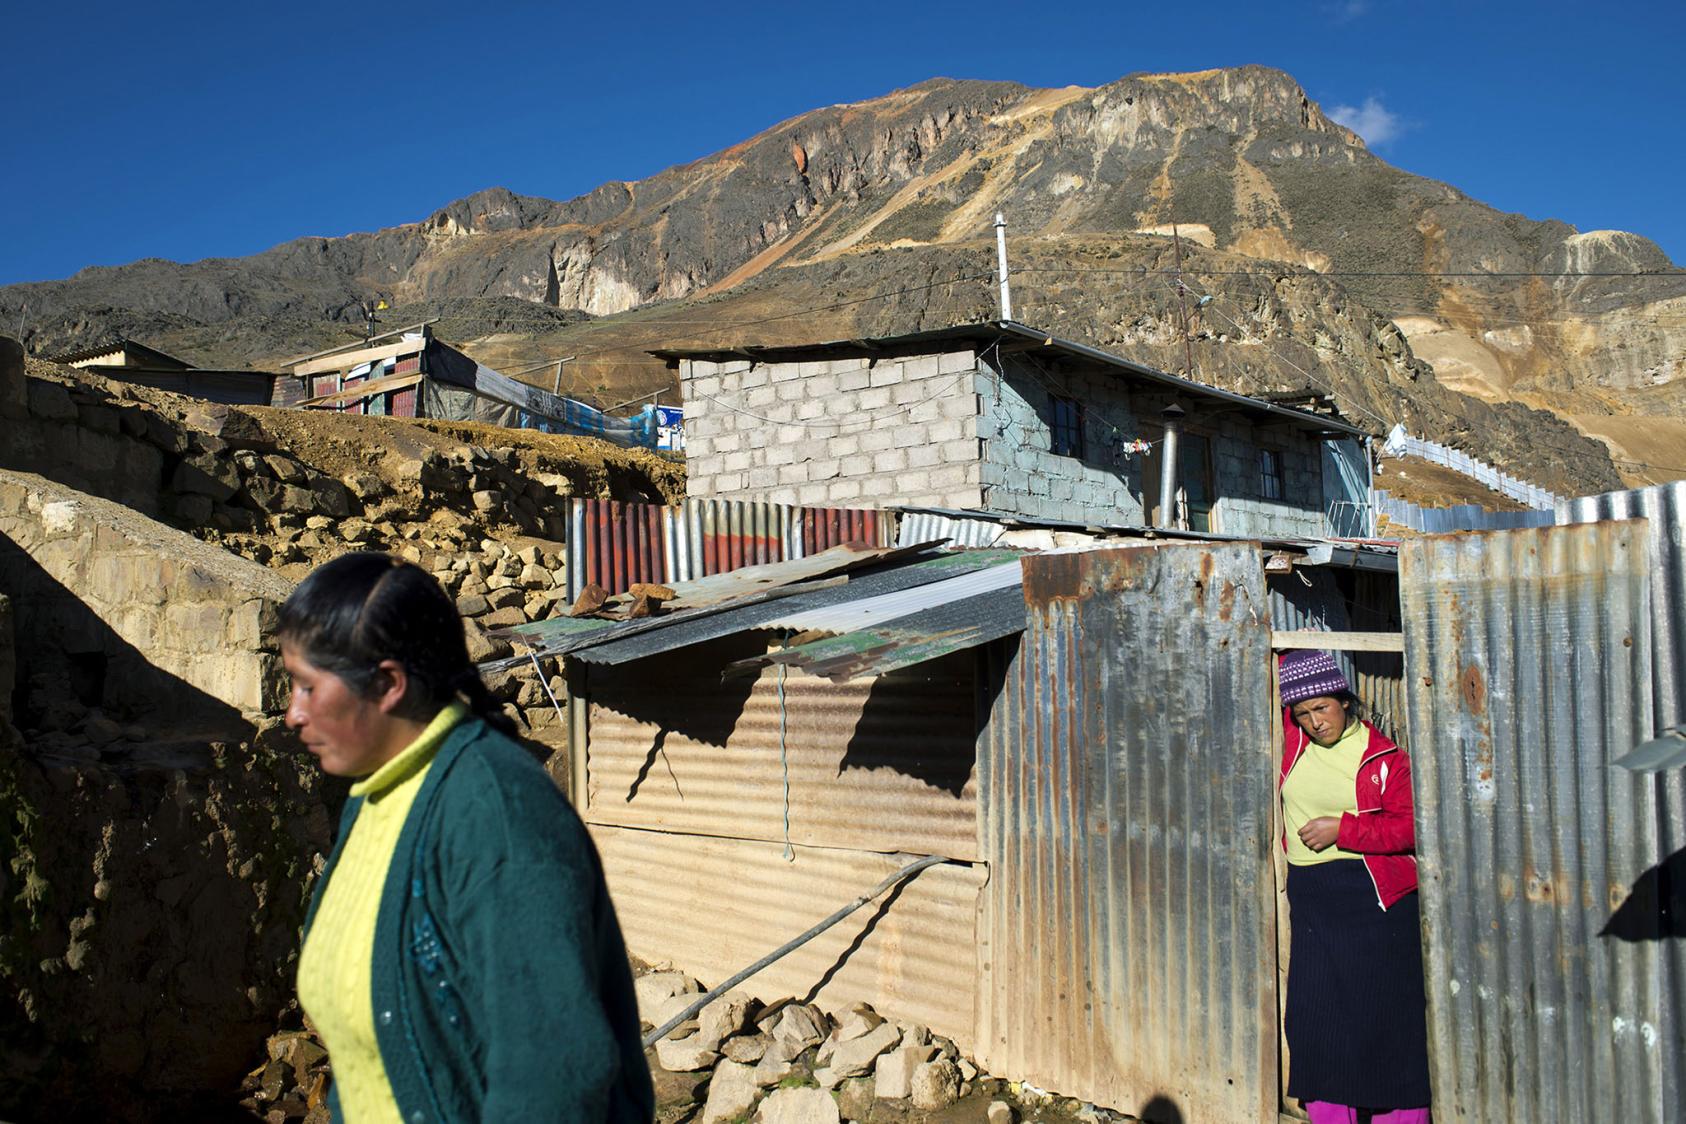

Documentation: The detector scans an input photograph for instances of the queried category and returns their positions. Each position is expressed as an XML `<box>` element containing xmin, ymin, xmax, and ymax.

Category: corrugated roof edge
<box><xmin>652</xmin><ymin>319</ymin><xmax>1369</xmax><ymax>438</ymax></box>
<box><xmin>891</xmin><ymin>505</ymin><xmax>1399</xmax><ymax>569</ymax></box>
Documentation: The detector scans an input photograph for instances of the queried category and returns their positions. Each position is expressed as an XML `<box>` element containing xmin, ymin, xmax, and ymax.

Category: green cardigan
<box><xmin>303</xmin><ymin>715</ymin><xmax>654</xmax><ymax>1123</ymax></box>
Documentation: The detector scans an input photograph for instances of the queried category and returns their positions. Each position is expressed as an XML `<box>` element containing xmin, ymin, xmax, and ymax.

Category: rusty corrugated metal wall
<box><xmin>584</xmin><ymin>639</ymin><xmax>978</xmax><ymax>859</ymax></box>
<box><xmin>977</xmin><ymin>543</ymin><xmax>1278</xmax><ymax>1122</ymax></box>
<box><xmin>1558</xmin><ymin>483</ymin><xmax>1686</xmax><ymax>1112</ymax></box>
<box><xmin>1401</xmin><ymin>522</ymin><xmax>1676</xmax><ymax>1122</ymax></box>
<box><xmin>578</xmin><ymin>635</ymin><xmax>983</xmax><ymax>1041</ymax></box>
<box><xmin>592</xmin><ymin>825</ymin><xmax>985</xmax><ymax>1043</ymax></box>
<box><xmin>567</xmin><ymin>497</ymin><xmax>891</xmax><ymax>599</ymax></box>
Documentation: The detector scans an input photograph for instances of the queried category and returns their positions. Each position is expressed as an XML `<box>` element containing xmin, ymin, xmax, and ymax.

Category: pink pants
<box><xmin>1306</xmin><ymin>1104</ymin><xmax>1431</xmax><ymax>1124</ymax></box>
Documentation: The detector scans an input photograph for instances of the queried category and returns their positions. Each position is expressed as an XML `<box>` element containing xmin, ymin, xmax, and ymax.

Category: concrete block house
<box><xmin>657</xmin><ymin>321</ymin><xmax>1373</xmax><ymax>538</ymax></box>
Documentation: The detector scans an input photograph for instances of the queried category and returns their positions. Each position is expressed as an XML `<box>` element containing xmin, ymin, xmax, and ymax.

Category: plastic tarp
<box><xmin>425</xmin><ymin>341</ymin><xmax>657</xmax><ymax>449</ymax></box>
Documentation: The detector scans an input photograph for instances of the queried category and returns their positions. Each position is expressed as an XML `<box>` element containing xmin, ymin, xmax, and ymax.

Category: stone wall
<box><xmin>0</xmin><ymin>470</ymin><xmax>293</xmax><ymax>739</ymax></box>
<box><xmin>679</xmin><ymin>351</ymin><xmax>984</xmax><ymax>509</ymax></box>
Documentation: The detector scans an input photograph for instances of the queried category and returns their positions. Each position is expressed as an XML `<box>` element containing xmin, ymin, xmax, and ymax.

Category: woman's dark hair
<box><xmin>277</xmin><ymin>551</ymin><xmax>515</xmax><ymax>736</ymax></box>
<box><xmin>1332</xmin><ymin>689</ymin><xmax>1366</xmax><ymax>723</ymax></box>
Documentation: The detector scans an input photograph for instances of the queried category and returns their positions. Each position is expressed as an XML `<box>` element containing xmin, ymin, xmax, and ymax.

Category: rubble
<box><xmin>635</xmin><ymin>971</ymin><xmax>1074</xmax><ymax>1124</ymax></box>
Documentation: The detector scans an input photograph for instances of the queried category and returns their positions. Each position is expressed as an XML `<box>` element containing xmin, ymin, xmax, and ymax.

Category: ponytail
<box><xmin>454</xmin><ymin>669</ymin><xmax>518</xmax><ymax>738</ymax></box>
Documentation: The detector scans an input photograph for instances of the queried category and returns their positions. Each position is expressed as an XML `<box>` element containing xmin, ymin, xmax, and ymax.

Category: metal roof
<box><xmin>49</xmin><ymin>338</ymin><xmax>194</xmax><ymax>369</ymax></box>
<box><xmin>557</xmin><ymin>549</ymin><xmax>1020</xmax><ymax>666</ymax></box>
<box><xmin>892</xmin><ymin>505</ymin><xmax>1400</xmax><ymax>571</ymax></box>
<box><xmin>485</xmin><ymin>543</ymin><xmax>1002</xmax><ymax>666</ymax></box>
<box><xmin>762</xmin><ymin>560</ymin><xmax>1024</xmax><ymax>635</ymax></box>
<box><xmin>653</xmin><ymin>319</ymin><xmax>1369</xmax><ymax>437</ymax></box>
<box><xmin>732</xmin><ymin>582</ymin><xmax>1028</xmax><ymax>683</ymax></box>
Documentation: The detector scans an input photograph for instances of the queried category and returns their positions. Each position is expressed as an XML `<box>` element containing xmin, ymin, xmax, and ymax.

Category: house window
<box><xmin>1050</xmin><ymin>395</ymin><xmax>1084</xmax><ymax>458</ymax></box>
<box><xmin>1259</xmin><ymin>449</ymin><xmax>1285</xmax><ymax>499</ymax></box>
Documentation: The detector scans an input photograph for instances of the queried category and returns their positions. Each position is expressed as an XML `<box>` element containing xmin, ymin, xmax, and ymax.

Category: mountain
<box><xmin>7</xmin><ymin>65</ymin><xmax>1681</xmax><ymax>493</ymax></box>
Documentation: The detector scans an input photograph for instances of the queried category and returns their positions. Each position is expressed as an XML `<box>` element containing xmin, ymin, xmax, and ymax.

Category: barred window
<box><xmin>1259</xmin><ymin>449</ymin><xmax>1285</xmax><ymax>499</ymax></box>
<box><xmin>1051</xmin><ymin>396</ymin><xmax>1084</xmax><ymax>458</ymax></box>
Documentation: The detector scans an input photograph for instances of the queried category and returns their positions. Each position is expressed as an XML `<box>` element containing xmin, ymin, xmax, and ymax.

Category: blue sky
<box><xmin>4</xmin><ymin>0</ymin><xmax>1682</xmax><ymax>287</ymax></box>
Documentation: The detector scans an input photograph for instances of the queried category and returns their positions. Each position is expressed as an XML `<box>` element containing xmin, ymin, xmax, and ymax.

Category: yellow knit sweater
<box><xmin>297</xmin><ymin>702</ymin><xmax>467</xmax><ymax>1123</ymax></box>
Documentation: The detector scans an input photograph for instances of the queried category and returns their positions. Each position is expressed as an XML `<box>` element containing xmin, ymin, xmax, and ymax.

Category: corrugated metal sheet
<box><xmin>766</xmin><ymin>561</ymin><xmax>1022</xmax><ymax>633</ymax></box>
<box><xmin>977</xmin><ymin>543</ymin><xmax>1278</xmax><ymax>1121</ymax></box>
<box><xmin>1555</xmin><ymin>481</ymin><xmax>1686</xmax><ymax>1113</ymax></box>
<box><xmin>592</xmin><ymin>825</ymin><xmax>984</xmax><ymax>1043</ymax></box>
<box><xmin>749</xmin><ymin>585</ymin><xmax>1027</xmax><ymax>683</ymax></box>
<box><xmin>562</xmin><ymin>549</ymin><xmax>1019</xmax><ymax>667</ymax></box>
<box><xmin>1400</xmin><ymin>522</ymin><xmax>1674</xmax><ymax>1122</ymax></box>
<box><xmin>896</xmin><ymin>510</ymin><xmax>1009</xmax><ymax>549</ymax></box>
<box><xmin>568</xmin><ymin>498</ymin><xmax>893</xmax><ymax>601</ymax></box>
<box><xmin>584</xmin><ymin>639</ymin><xmax>979</xmax><ymax>859</ymax></box>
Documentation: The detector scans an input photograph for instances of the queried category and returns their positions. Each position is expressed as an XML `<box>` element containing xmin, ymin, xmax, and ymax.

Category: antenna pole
<box><xmin>994</xmin><ymin>213</ymin><xmax>1013</xmax><ymax>321</ymax></box>
<box><xmin>1173</xmin><ymin>225</ymin><xmax>1195</xmax><ymax>377</ymax></box>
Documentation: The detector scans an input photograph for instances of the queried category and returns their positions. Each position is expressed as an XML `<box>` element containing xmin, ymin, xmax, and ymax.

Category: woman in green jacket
<box><xmin>280</xmin><ymin>551</ymin><xmax>653</xmax><ymax>1123</ymax></box>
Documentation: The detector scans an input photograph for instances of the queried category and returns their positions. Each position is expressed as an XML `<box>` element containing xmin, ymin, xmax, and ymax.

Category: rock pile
<box><xmin>638</xmin><ymin>971</ymin><xmax>1005</xmax><ymax>1124</ymax></box>
<box><xmin>238</xmin><ymin>1027</ymin><xmax>331</xmax><ymax>1123</ymax></box>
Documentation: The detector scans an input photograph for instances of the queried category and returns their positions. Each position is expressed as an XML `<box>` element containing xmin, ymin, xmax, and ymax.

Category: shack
<box><xmin>499</xmin><ymin>517</ymin><xmax>1481</xmax><ymax>1120</ymax></box>
<box><xmin>278</xmin><ymin>324</ymin><xmax>661</xmax><ymax>448</ymax></box>
<box><xmin>52</xmin><ymin>338</ymin><xmax>278</xmax><ymax>405</ymax></box>
<box><xmin>658</xmin><ymin>321</ymin><xmax>1374</xmax><ymax>539</ymax></box>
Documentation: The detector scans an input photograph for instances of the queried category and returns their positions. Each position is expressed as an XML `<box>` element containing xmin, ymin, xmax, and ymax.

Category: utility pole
<box><xmin>360</xmin><ymin>298</ymin><xmax>387</xmax><ymax>344</ymax></box>
<box><xmin>1172</xmin><ymin>225</ymin><xmax>1195</xmax><ymax>378</ymax></box>
<box><xmin>994</xmin><ymin>213</ymin><xmax>1013</xmax><ymax>321</ymax></box>
<box><xmin>552</xmin><ymin>355</ymin><xmax>576</xmax><ymax>396</ymax></box>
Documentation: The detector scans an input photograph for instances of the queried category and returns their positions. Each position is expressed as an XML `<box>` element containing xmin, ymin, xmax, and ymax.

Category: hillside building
<box><xmin>657</xmin><ymin>320</ymin><xmax>1374</xmax><ymax>539</ymax></box>
<box><xmin>52</xmin><ymin>338</ymin><xmax>277</xmax><ymax>406</ymax></box>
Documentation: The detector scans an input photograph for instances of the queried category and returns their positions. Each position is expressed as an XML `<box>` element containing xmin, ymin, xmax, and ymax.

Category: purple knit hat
<box><xmin>1279</xmin><ymin>649</ymin><xmax>1352</xmax><ymax>705</ymax></box>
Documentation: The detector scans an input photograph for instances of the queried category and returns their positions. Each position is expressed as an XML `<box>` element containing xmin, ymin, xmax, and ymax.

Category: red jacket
<box><xmin>1278</xmin><ymin>713</ymin><xmax>1419</xmax><ymax>911</ymax></box>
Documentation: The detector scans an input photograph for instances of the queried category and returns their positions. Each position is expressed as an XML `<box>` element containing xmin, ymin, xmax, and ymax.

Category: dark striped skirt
<box><xmin>1285</xmin><ymin>859</ymin><xmax>1432</xmax><ymax>1109</ymax></box>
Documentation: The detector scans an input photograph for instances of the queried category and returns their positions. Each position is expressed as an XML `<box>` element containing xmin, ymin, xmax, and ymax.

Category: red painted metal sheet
<box><xmin>566</xmin><ymin>499</ymin><xmax>894</xmax><ymax>600</ymax></box>
<box><xmin>394</xmin><ymin>356</ymin><xmax>421</xmax><ymax>375</ymax></box>
<box><xmin>390</xmin><ymin>387</ymin><xmax>418</xmax><ymax>417</ymax></box>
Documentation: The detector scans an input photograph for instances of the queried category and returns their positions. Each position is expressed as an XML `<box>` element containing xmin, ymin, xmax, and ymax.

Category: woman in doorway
<box><xmin>280</xmin><ymin>551</ymin><xmax>653</xmax><ymax>1122</ymax></box>
<box><xmin>1278</xmin><ymin>649</ymin><xmax>1431</xmax><ymax>1124</ymax></box>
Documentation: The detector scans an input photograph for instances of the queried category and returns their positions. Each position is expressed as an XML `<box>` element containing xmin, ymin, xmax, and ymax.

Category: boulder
<box><xmin>696</xmin><ymin>991</ymin><xmax>755</xmax><ymax>1053</ymax></box>
<box><xmin>836</xmin><ymin>1077</ymin><xmax>874</xmax><ymax>1122</ymax></box>
<box><xmin>171</xmin><ymin>455</ymin><xmax>240</xmax><ymax>501</ymax></box>
<box><xmin>634</xmin><ymin>971</ymin><xmax>699</xmax><ymax>1026</ymax></box>
<box><xmin>910</xmin><ymin>1058</ymin><xmax>961</xmax><ymax>1111</ymax></box>
<box><xmin>770</xmin><ymin>1005</ymin><xmax>827</xmax><ymax>1055</ymax></box>
<box><xmin>987</xmin><ymin>1101</ymin><xmax>1016</xmax><ymax>1124</ymax></box>
<box><xmin>755</xmin><ymin>1087</ymin><xmax>841</xmax><ymax>1124</ymax></box>
<box><xmin>701</xmin><ymin>1059</ymin><xmax>760</xmax><ymax>1124</ymax></box>
<box><xmin>722</xmin><ymin>1033</ymin><xmax>772</xmax><ymax>1064</ymax></box>
<box><xmin>654</xmin><ymin>1034</ymin><xmax>718</xmax><ymax>1073</ymax></box>
<box><xmin>873</xmin><ymin>1043</ymin><xmax>936</xmax><ymax>1100</ymax></box>
<box><xmin>814</xmin><ymin>1021</ymin><xmax>898</xmax><ymax>1087</ymax></box>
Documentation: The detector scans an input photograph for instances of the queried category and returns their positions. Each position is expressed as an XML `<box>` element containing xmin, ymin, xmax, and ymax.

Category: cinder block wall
<box><xmin>680</xmin><ymin>350</ymin><xmax>984</xmax><ymax>509</ymax></box>
<box><xmin>980</xmin><ymin>356</ymin><xmax>1150</xmax><ymax>523</ymax></box>
<box><xmin>983</xmin><ymin>356</ymin><xmax>1329</xmax><ymax>534</ymax></box>
<box><xmin>0</xmin><ymin>469</ymin><xmax>294</xmax><ymax>723</ymax></box>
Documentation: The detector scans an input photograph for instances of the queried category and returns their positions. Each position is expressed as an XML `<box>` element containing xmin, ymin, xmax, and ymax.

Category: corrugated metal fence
<box><xmin>565</xmin><ymin>497</ymin><xmax>892</xmax><ymax>600</ymax></box>
<box><xmin>1374</xmin><ymin>488</ymin><xmax>1556</xmax><ymax>534</ymax></box>
<box><xmin>1400</xmin><ymin>520</ymin><xmax>1678</xmax><ymax>1122</ymax></box>
<box><xmin>1381</xmin><ymin>427</ymin><xmax>1562</xmax><ymax>510</ymax></box>
<box><xmin>978</xmin><ymin>543</ymin><xmax>1278</xmax><ymax>1122</ymax></box>
<box><xmin>1557</xmin><ymin>481</ymin><xmax>1686</xmax><ymax>1114</ymax></box>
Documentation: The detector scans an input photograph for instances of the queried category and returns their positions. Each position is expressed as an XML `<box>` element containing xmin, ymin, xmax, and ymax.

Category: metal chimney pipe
<box><xmin>994</xmin><ymin>213</ymin><xmax>1013</xmax><ymax>321</ymax></box>
<box><xmin>1157</xmin><ymin>403</ymin><xmax>1185</xmax><ymax>529</ymax></box>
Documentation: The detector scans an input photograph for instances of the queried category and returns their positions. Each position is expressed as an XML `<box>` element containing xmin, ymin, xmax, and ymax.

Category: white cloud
<box><xmin>1326</xmin><ymin>0</ymin><xmax>1369</xmax><ymax>21</ymax></box>
<box><xmin>1329</xmin><ymin>96</ymin><xmax>1404</xmax><ymax>147</ymax></box>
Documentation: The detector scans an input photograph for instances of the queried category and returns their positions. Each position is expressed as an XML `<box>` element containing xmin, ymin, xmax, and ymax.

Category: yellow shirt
<box><xmin>297</xmin><ymin>702</ymin><xmax>467</xmax><ymax>1123</ymax></box>
<box><xmin>1282</xmin><ymin>720</ymin><xmax>1367</xmax><ymax>866</ymax></box>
